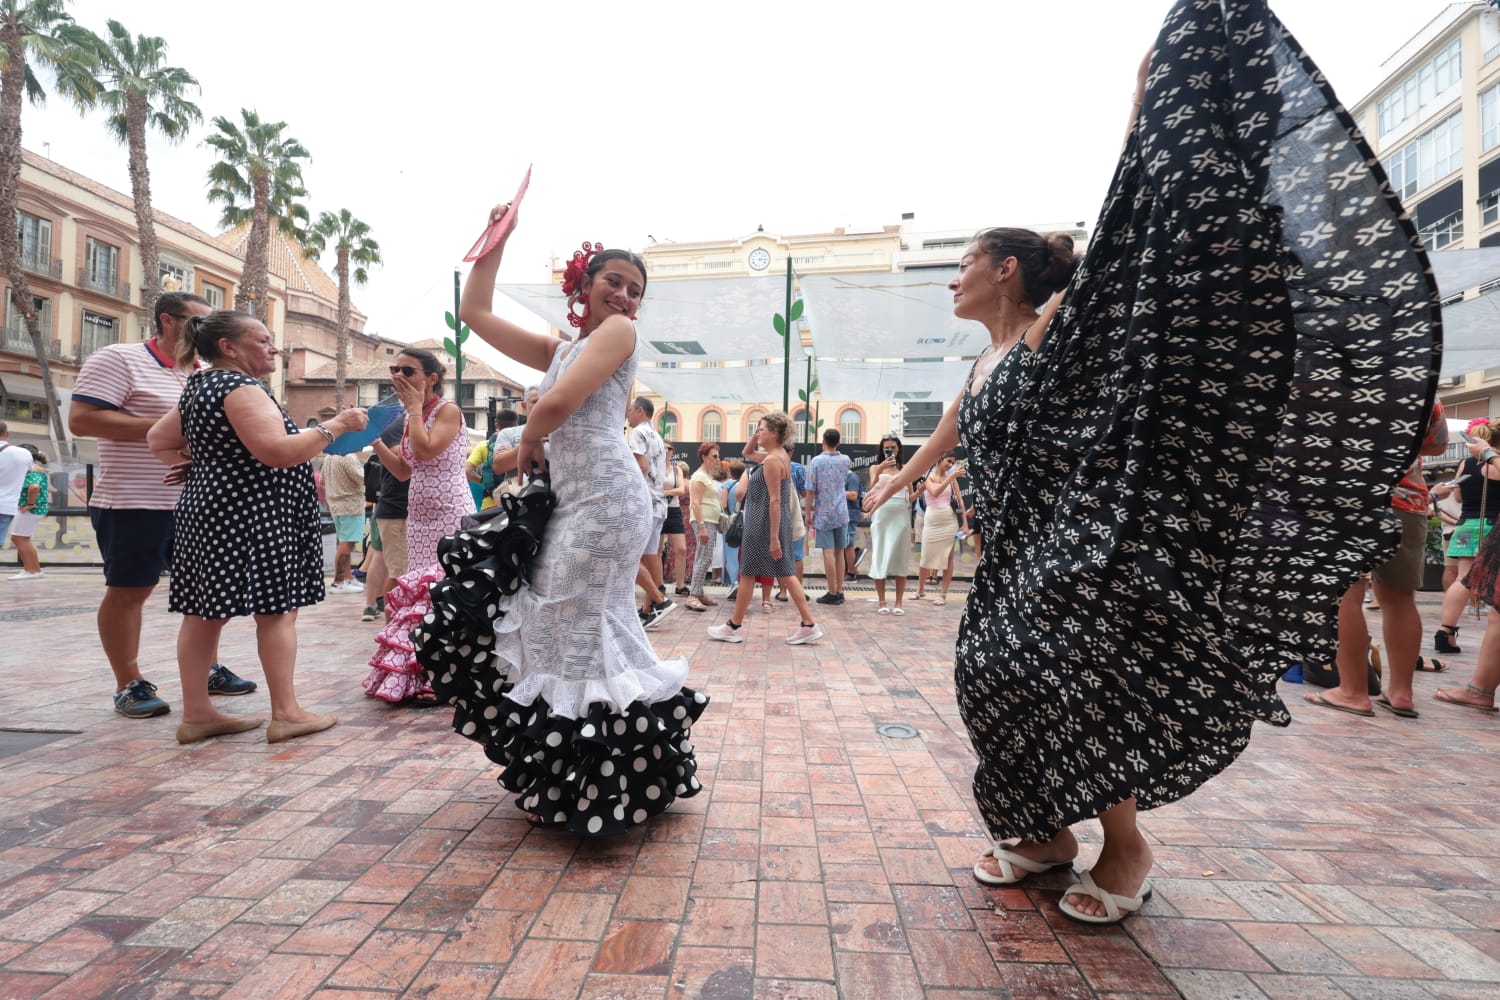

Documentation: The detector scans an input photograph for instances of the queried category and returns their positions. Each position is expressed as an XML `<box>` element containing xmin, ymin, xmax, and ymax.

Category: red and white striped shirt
<box><xmin>71</xmin><ymin>340</ymin><xmax>192</xmax><ymax>510</ymax></box>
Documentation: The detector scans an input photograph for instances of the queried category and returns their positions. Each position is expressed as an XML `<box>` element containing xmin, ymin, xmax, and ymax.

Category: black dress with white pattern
<box><xmin>955</xmin><ymin>0</ymin><xmax>1441</xmax><ymax>843</ymax></box>
<box><xmin>737</xmin><ymin>463</ymin><xmax>794</xmax><ymax>579</ymax></box>
<box><xmin>169</xmin><ymin>368</ymin><xmax>324</xmax><ymax>618</ymax></box>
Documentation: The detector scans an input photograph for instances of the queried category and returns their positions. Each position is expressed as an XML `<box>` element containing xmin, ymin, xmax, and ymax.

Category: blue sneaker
<box><xmin>207</xmin><ymin>664</ymin><xmax>257</xmax><ymax>696</ymax></box>
<box><xmin>114</xmin><ymin>679</ymin><xmax>170</xmax><ymax>718</ymax></box>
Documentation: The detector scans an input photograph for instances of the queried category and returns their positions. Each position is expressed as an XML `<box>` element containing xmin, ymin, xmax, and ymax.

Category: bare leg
<box><xmin>980</xmin><ymin>827</ymin><xmax>1079</xmax><ymax>878</ymax></box>
<box><xmin>1441</xmin><ymin>559</ymin><xmax>1459</xmax><ymax>593</ymax></box>
<box><xmin>255</xmin><ymin>611</ymin><xmax>322</xmax><ymax>724</ymax></box>
<box><xmin>639</xmin><ymin>554</ymin><xmax>666</xmax><ymax>608</ymax></box>
<box><xmin>777</xmin><ymin>574</ymin><xmax>817</xmax><ymax>624</ymax></box>
<box><xmin>334</xmin><ymin>541</ymin><xmax>354</xmax><ymax>583</ymax></box>
<box><xmin>941</xmin><ymin>550</ymin><xmax>956</xmax><ymax>598</ymax></box>
<box><xmin>1437</xmin><ymin>606</ymin><xmax>1500</xmax><ymax>707</ymax></box>
<box><xmin>821</xmin><ymin>545</ymin><xmax>842</xmax><ymax>596</ymax></box>
<box><xmin>13</xmin><ymin>534</ymin><xmax>40</xmax><ymax>573</ymax></box>
<box><xmin>874</xmin><ymin>578</ymin><xmax>887</xmax><ymax>607</ymax></box>
<box><xmin>724</xmin><ymin>573</ymin><xmax>755</xmax><ymax>626</ymax></box>
<box><xmin>1061</xmin><ymin>798</ymin><xmax>1154</xmax><ymax>918</ymax></box>
<box><xmin>669</xmin><ymin>535</ymin><xmax>687</xmax><ymax>591</ymax></box>
<box><xmin>363</xmin><ymin>547</ymin><xmax>386</xmax><ymax>608</ymax></box>
<box><xmin>178</xmin><ymin>615</ymin><xmax>235</xmax><ymax>725</ymax></box>
<box><xmin>1376</xmin><ymin>582</ymin><xmax>1420</xmax><ymax>711</ymax></box>
<box><xmin>99</xmin><ymin>585</ymin><xmax>155</xmax><ymax>690</ymax></box>
<box><xmin>893</xmin><ymin>575</ymin><xmax>906</xmax><ymax>610</ymax></box>
<box><xmin>1306</xmin><ymin>581</ymin><xmax>1372</xmax><ymax>713</ymax></box>
<box><xmin>916</xmin><ymin>567</ymin><xmax>929</xmax><ymax>599</ymax></box>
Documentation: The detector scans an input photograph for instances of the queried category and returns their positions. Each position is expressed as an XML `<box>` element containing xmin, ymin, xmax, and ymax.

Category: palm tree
<box><xmin>0</xmin><ymin>0</ymin><xmax>99</xmax><ymax>443</ymax></box>
<box><xmin>302</xmin><ymin>209</ymin><xmax>380</xmax><ymax>405</ymax></box>
<box><xmin>204</xmin><ymin>109</ymin><xmax>309</xmax><ymax>321</ymax></box>
<box><xmin>96</xmin><ymin>19</ymin><xmax>200</xmax><ymax>318</ymax></box>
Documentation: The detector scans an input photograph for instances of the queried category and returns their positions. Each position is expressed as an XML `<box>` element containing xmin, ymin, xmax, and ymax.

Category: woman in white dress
<box><xmin>422</xmin><ymin>209</ymin><xmax>707</xmax><ymax>836</ymax></box>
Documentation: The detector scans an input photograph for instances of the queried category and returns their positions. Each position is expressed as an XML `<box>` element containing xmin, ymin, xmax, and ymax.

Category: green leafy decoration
<box><xmin>789</xmin><ymin>299</ymin><xmax>804</xmax><ymax>322</ymax></box>
<box><xmin>444</xmin><ymin>310</ymin><xmax>458</xmax><ymax>331</ymax></box>
<box><xmin>773</xmin><ymin>314</ymin><xmax>786</xmax><ymax>337</ymax></box>
<box><xmin>797</xmin><ymin>388</ymin><xmax>808</xmax><ymax>403</ymax></box>
<box><xmin>443</xmin><ymin>337</ymin><xmax>458</xmax><ymax>356</ymax></box>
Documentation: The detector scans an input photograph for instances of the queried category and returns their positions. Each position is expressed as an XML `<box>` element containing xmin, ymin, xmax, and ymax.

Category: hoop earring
<box><xmin>568</xmin><ymin>297</ymin><xmax>591</xmax><ymax>328</ymax></box>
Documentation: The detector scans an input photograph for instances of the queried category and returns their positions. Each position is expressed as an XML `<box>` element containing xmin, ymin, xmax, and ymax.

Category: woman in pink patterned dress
<box><xmin>364</xmin><ymin>347</ymin><xmax>473</xmax><ymax>704</ymax></box>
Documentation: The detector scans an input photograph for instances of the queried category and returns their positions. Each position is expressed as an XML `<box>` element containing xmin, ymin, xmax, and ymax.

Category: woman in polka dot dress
<box><xmin>148</xmin><ymin>311</ymin><xmax>367</xmax><ymax>745</ymax></box>
<box><xmin>416</xmin><ymin>213</ymin><xmax>706</xmax><ymax>836</ymax></box>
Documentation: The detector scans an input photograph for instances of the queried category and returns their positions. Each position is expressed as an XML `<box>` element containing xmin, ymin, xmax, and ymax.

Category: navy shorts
<box><xmin>91</xmin><ymin>507</ymin><xmax>174</xmax><ymax>588</ymax></box>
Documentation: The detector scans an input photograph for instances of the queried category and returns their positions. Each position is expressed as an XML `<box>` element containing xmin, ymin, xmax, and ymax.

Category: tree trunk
<box><xmin>334</xmin><ymin>246</ymin><xmax>349</xmax><ymax>406</ymax></box>
<box><xmin>0</xmin><ymin>33</ymin><xmax>68</xmax><ymax>445</ymax></box>
<box><xmin>125</xmin><ymin>94</ymin><xmax>161</xmax><ymax>321</ymax></box>
<box><xmin>235</xmin><ymin>172</ymin><xmax>271</xmax><ymax>320</ymax></box>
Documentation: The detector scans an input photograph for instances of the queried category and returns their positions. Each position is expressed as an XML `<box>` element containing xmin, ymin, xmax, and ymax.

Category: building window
<box><xmin>376</xmin><ymin>381</ymin><xmax>394</xmax><ymax>400</ymax></box>
<box><xmin>80</xmin><ymin>310</ymin><xmax>118</xmax><ymax>360</ymax></box>
<box><xmin>660</xmin><ymin>410</ymin><xmax>679</xmax><ymax>440</ymax></box>
<box><xmin>1</xmin><ymin>394</ymin><xmax>48</xmax><ymax>424</ymax></box>
<box><xmin>460</xmin><ymin>383</ymin><xmax>476</xmax><ymax>406</ymax></box>
<box><xmin>1483</xmin><ymin>190</ymin><xmax>1500</xmax><ymax>228</ymax></box>
<box><xmin>1385</xmin><ymin>112</ymin><xmax>1463</xmax><ymax>201</ymax></box>
<box><xmin>202</xmin><ymin>282</ymin><xmax>226</xmax><ymax>309</ymax></box>
<box><xmin>84</xmin><ymin>237</ymin><xmax>120</xmax><ymax>295</ymax></box>
<box><xmin>792</xmin><ymin>407</ymin><xmax>811</xmax><ymax>443</ymax></box>
<box><xmin>1378</xmin><ymin>37</ymin><xmax>1461</xmax><ymax>137</ymax></box>
<box><xmin>1420</xmin><ymin>209</ymin><xmax>1464</xmax><ymax>251</ymax></box>
<box><xmin>4</xmin><ymin>293</ymin><xmax>52</xmax><ymax>350</ymax></box>
<box><xmin>159</xmin><ymin>259</ymin><xmax>192</xmax><ymax>295</ymax></box>
<box><xmin>838</xmin><ymin>407</ymin><xmax>862</xmax><ymax>444</ymax></box>
<box><xmin>701</xmin><ymin>411</ymin><xmax>722</xmax><ymax>443</ymax></box>
<box><xmin>16</xmin><ymin>211</ymin><xmax>52</xmax><ymax>276</ymax></box>
<box><xmin>902</xmin><ymin>401</ymin><xmax>944</xmax><ymax>438</ymax></box>
<box><xmin>744</xmin><ymin>408</ymin><xmax>766</xmax><ymax>440</ymax></box>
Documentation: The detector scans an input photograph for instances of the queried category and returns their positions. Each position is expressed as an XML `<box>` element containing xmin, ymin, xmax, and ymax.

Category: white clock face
<box><xmin>748</xmin><ymin>248</ymin><xmax>771</xmax><ymax>271</ymax></box>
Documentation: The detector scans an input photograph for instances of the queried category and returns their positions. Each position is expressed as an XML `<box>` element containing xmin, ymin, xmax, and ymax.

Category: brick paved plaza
<box><xmin>0</xmin><ymin>569</ymin><xmax>1497</xmax><ymax>999</ymax></box>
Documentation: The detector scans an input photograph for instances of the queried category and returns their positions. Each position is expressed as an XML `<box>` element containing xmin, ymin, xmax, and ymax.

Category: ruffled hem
<box><xmin>363</xmin><ymin>565</ymin><xmax>443</xmax><ymax>703</ymax></box>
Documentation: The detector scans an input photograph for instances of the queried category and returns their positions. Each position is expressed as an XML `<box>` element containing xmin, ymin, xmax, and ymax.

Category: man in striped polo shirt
<box><xmin>70</xmin><ymin>292</ymin><xmax>256</xmax><ymax>718</ymax></box>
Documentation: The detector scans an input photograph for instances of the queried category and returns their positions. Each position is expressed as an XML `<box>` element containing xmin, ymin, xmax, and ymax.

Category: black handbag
<box><xmin>723</xmin><ymin>510</ymin><xmax>744</xmax><ymax>547</ymax></box>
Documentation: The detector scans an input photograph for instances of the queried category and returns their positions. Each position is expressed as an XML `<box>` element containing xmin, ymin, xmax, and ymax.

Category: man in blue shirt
<box><xmin>844</xmin><ymin>467</ymin><xmax>865</xmax><ymax>583</ymax></box>
<box><xmin>805</xmin><ymin>428</ymin><xmax>852</xmax><ymax>605</ymax></box>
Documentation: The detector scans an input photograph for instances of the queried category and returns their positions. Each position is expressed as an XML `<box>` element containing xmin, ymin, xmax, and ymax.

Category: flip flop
<box><xmin>1058</xmin><ymin>870</ymin><xmax>1153</xmax><ymax>925</ymax></box>
<box><xmin>1303</xmin><ymin>692</ymin><xmax>1374</xmax><ymax>717</ymax></box>
<box><xmin>973</xmin><ymin>845</ymin><xmax>1075</xmax><ymax>887</ymax></box>
<box><xmin>1414</xmin><ymin>657</ymin><xmax>1449</xmax><ymax>673</ymax></box>
<box><xmin>1374</xmin><ymin>695</ymin><xmax>1419</xmax><ymax>719</ymax></box>
<box><xmin>1433</xmin><ymin>688</ymin><xmax>1500</xmax><ymax>713</ymax></box>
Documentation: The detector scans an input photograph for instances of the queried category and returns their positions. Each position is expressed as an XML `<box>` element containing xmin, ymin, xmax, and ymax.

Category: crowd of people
<box><xmin>20</xmin><ymin>0</ymin><xmax>1498</xmax><ymax>932</ymax></box>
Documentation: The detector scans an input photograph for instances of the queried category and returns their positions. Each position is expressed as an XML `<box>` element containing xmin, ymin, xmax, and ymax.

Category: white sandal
<box><xmin>1056</xmin><ymin>869</ymin><xmax>1153</xmax><ymax>924</ymax></box>
<box><xmin>972</xmin><ymin>845</ymin><xmax>1075</xmax><ymax>887</ymax></box>
<box><xmin>877</xmin><ymin>604</ymin><xmax>891</xmax><ymax>614</ymax></box>
<box><xmin>891</xmin><ymin>607</ymin><xmax>904</xmax><ymax>616</ymax></box>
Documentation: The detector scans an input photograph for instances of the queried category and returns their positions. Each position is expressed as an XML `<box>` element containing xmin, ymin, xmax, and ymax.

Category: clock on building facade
<box><xmin>748</xmin><ymin>248</ymin><xmax>771</xmax><ymax>271</ymax></box>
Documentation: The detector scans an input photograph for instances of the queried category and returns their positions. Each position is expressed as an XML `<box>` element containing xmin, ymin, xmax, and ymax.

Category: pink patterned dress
<box><xmin>364</xmin><ymin>399</ymin><xmax>474</xmax><ymax>703</ymax></box>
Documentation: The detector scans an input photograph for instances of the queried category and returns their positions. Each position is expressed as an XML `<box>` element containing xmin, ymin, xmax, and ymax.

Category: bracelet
<box><xmin>312</xmin><ymin>424</ymin><xmax>335</xmax><ymax>444</ymax></box>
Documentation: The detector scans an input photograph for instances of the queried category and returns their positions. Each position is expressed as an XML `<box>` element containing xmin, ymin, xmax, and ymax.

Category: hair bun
<box><xmin>1037</xmin><ymin>232</ymin><xmax>1079</xmax><ymax>298</ymax></box>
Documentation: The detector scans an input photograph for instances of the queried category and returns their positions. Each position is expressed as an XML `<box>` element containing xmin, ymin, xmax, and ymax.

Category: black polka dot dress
<box><xmin>169</xmin><ymin>368</ymin><xmax>324</xmax><ymax>618</ymax></box>
<box><xmin>954</xmin><ymin>0</ymin><xmax>1440</xmax><ymax>844</ymax></box>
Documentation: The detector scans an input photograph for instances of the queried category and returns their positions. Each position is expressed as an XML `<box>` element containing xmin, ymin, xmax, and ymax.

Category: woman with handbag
<box><xmin>685</xmin><ymin>442</ymin><xmax>723</xmax><ymax>611</ymax></box>
<box><xmin>430</xmin><ymin>212</ymin><xmax>706</xmax><ymax>835</ymax></box>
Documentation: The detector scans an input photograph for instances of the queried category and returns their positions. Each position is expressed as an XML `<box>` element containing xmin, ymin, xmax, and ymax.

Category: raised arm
<box><xmin>459</xmin><ymin>204</ymin><xmax>563</xmax><ymax>373</ymax></box>
<box><xmin>216</xmin><ymin>387</ymin><xmax>367</xmax><ymax>468</ymax></box>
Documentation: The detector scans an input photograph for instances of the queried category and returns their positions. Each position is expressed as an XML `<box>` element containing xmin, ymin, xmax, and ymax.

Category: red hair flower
<box><xmin>561</xmin><ymin>241</ymin><xmax>603</xmax><ymax>328</ymax></box>
<box><xmin>1466</xmin><ymin>417</ymin><xmax>1491</xmax><ymax>434</ymax></box>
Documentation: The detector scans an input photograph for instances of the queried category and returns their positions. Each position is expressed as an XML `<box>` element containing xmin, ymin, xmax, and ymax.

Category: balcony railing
<box><xmin>78</xmin><ymin>268</ymin><xmax>131</xmax><ymax>301</ymax></box>
<box><xmin>20</xmin><ymin>251</ymin><xmax>61</xmax><ymax>279</ymax></box>
<box><xmin>1</xmin><ymin>326</ymin><xmax>62</xmax><ymax>359</ymax></box>
<box><xmin>1486</xmin><ymin>42</ymin><xmax>1500</xmax><ymax>64</ymax></box>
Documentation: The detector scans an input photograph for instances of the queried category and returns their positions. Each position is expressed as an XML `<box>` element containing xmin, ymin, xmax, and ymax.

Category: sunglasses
<box><xmin>389</xmin><ymin>365</ymin><xmax>426</xmax><ymax>377</ymax></box>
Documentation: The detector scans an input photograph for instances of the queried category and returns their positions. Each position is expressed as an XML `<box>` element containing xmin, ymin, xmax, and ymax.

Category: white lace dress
<box><xmin>418</xmin><ymin>330</ymin><xmax>707</xmax><ymax>836</ymax></box>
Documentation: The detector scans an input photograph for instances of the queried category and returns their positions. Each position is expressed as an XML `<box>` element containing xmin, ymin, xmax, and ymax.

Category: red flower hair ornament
<box><xmin>561</xmin><ymin>241</ymin><xmax>604</xmax><ymax>328</ymax></box>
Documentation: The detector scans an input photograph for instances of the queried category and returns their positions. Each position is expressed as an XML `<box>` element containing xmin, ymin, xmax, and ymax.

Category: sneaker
<box><xmin>362</xmin><ymin>605</ymin><xmax>379</xmax><ymax>622</ymax></box>
<box><xmin>114</xmin><ymin>679</ymin><xmax>170</xmax><ymax>718</ymax></box>
<box><xmin>674</xmin><ymin>586</ymin><xmax>691</xmax><ymax>596</ymax></box>
<box><xmin>815</xmin><ymin>592</ymin><xmax>840</xmax><ymax>605</ymax></box>
<box><xmin>833</xmin><ymin>593</ymin><xmax>846</xmax><ymax>605</ymax></box>
<box><xmin>707</xmin><ymin>623</ymin><xmax>744</xmax><ymax>643</ymax></box>
<box><xmin>642</xmin><ymin>606</ymin><xmax>665</xmax><ymax>630</ymax></box>
<box><xmin>785</xmin><ymin>624</ymin><xmax>823</xmax><ymax>645</ymax></box>
<box><xmin>207</xmin><ymin>663</ymin><xmax>257</xmax><ymax>696</ymax></box>
<box><xmin>375</xmin><ymin>595</ymin><xmax>385</xmax><ymax>613</ymax></box>
<box><xmin>329</xmin><ymin>579</ymin><xmax>363</xmax><ymax>594</ymax></box>
<box><xmin>725</xmin><ymin>586</ymin><xmax>739</xmax><ymax>601</ymax></box>
<box><xmin>10</xmin><ymin>569</ymin><xmax>44</xmax><ymax>580</ymax></box>
<box><xmin>352</xmin><ymin>568</ymin><xmax>366</xmax><ymax>580</ymax></box>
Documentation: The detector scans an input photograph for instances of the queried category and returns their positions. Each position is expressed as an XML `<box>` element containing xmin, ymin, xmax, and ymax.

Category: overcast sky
<box><xmin>20</xmin><ymin>0</ymin><xmax>1443</xmax><ymax>384</ymax></box>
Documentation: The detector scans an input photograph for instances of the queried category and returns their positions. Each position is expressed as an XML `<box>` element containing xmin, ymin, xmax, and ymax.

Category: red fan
<box><xmin>464</xmin><ymin>165</ymin><xmax>532</xmax><ymax>262</ymax></box>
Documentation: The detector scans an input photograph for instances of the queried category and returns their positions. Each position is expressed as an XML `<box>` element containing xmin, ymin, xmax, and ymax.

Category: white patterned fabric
<box><xmin>956</xmin><ymin>0</ymin><xmax>1441</xmax><ymax>843</ymax></box>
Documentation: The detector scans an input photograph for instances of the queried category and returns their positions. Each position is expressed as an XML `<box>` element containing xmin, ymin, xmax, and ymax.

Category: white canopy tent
<box><xmin>1430</xmin><ymin>246</ymin><xmax>1500</xmax><ymax>299</ymax></box>
<box><xmin>629</xmin><ymin>361</ymin><xmax>792</xmax><ymax>405</ymax></box>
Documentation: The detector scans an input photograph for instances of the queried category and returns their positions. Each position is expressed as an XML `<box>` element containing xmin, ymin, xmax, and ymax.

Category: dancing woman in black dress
<box><xmin>867</xmin><ymin>1</ymin><xmax>1441</xmax><ymax>923</ymax></box>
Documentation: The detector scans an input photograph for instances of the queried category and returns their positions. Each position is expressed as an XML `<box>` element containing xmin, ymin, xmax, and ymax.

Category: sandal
<box><xmin>933</xmin><ymin>597</ymin><xmax>946</xmax><ymax>606</ymax></box>
<box><xmin>1414</xmin><ymin>656</ymin><xmax>1449</xmax><ymax>673</ymax></box>
<box><xmin>762</xmin><ymin>601</ymin><xmax>774</xmax><ymax>611</ymax></box>
<box><xmin>1433</xmin><ymin>687</ymin><xmax>1499</xmax><ymax>713</ymax></box>
<box><xmin>1057</xmin><ymin>870</ymin><xmax>1153</xmax><ymax>925</ymax></box>
<box><xmin>877</xmin><ymin>604</ymin><xmax>891</xmax><ymax>615</ymax></box>
<box><xmin>973</xmin><ymin>845</ymin><xmax>1075</xmax><ymax>887</ymax></box>
<box><xmin>891</xmin><ymin>607</ymin><xmax>905</xmax><ymax>616</ymax></box>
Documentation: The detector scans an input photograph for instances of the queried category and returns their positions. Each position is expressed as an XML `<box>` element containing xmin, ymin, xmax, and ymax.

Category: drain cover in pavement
<box><xmin>877</xmin><ymin>723</ymin><xmax>918</xmax><ymax>739</ymax></box>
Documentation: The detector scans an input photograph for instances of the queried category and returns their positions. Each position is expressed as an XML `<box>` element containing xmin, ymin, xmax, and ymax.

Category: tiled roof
<box><xmin>22</xmin><ymin>148</ymin><xmax>239</xmax><ymax>254</ymax></box>
<box><xmin>218</xmin><ymin>222</ymin><xmax>347</xmax><ymax>306</ymax></box>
